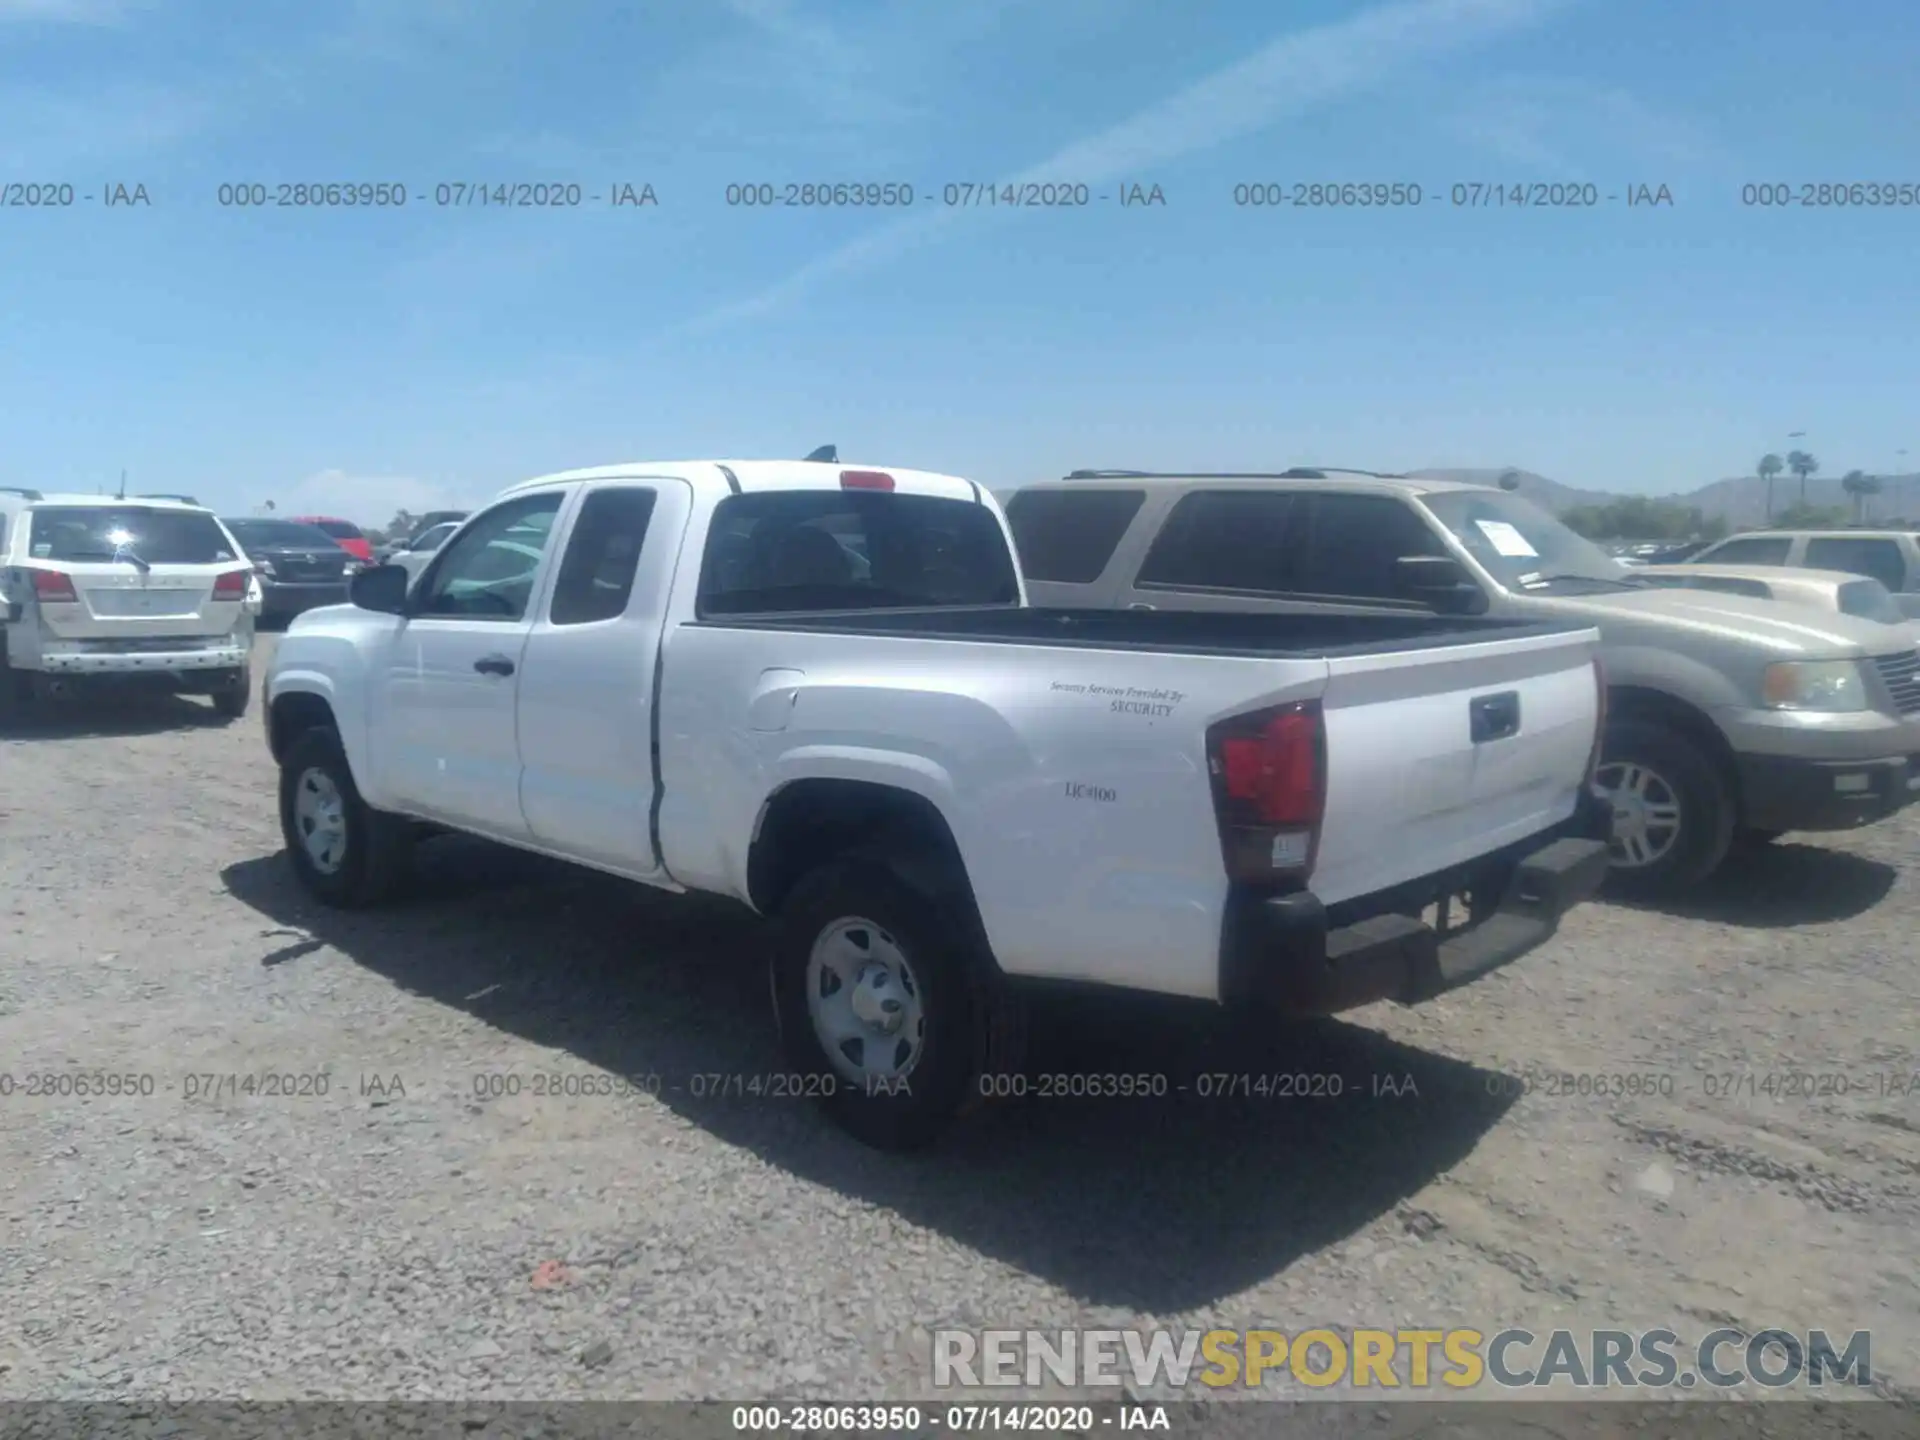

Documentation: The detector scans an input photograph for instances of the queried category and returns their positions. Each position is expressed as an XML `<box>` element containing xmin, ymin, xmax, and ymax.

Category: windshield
<box><xmin>25</xmin><ymin>506</ymin><xmax>238</xmax><ymax>564</ymax></box>
<box><xmin>1417</xmin><ymin>489</ymin><xmax>1629</xmax><ymax>590</ymax></box>
<box><xmin>225</xmin><ymin>519</ymin><xmax>340</xmax><ymax>548</ymax></box>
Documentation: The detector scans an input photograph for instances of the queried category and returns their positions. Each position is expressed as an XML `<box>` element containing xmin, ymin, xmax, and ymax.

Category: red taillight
<box><xmin>1208</xmin><ymin>700</ymin><xmax>1326</xmax><ymax>882</ymax></box>
<box><xmin>840</xmin><ymin>469</ymin><xmax>895</xmax><ymax>491</ymax></box>
<box><xmin>212</xmin><ymin>569</ymin><xmax>251</xmax><ymax>599</ymax></box>
<box><xmin>31</xmin><ymin>569</ymin><xmax>78</xmax><ymax>602</ymax></box>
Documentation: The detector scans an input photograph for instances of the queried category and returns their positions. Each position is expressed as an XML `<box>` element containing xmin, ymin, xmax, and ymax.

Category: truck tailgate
<box><xmin>1312</xmin><ymin>626</ymin><xmax>1601</xmax><ymax>907</ymax></box>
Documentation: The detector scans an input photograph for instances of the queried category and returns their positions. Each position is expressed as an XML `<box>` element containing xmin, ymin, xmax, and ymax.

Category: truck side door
<box><xmin>375</xmin><ymin>490</ymin><xmax>569</xmax><ymax>836</ymax></box>
<box><xmin>515</xmin><ymin>478</ymin><xmax>692</xmax><ymax>877</ymax></box>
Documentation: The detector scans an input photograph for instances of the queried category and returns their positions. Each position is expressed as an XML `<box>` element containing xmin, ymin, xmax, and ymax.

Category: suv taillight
<box><xmin>31</xmin><ymin>570</ymin><xmax>78</xmax><ymax>603</ymax></box>
<box><xmin>212</xmin><ymin>569</ymin><xmax>251</xmax><ymax>600</ymax></box>
<box><xmin>1206</xmin><ymin>699</ymin><xmax>1326</xmax><ymax>884</ymax></box>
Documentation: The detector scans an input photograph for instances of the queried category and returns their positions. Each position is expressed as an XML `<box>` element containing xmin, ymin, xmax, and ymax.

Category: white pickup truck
<box><xmin>264</xmin><ymin>459</ymin><xmax>1612</xmax><ymax>1148</ymax></box>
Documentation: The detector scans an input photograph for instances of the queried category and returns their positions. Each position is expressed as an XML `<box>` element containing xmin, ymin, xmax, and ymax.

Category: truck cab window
<box><xmin>415</xmin><ymin>493</ymin><xmax>562</xmax><ymax>620</ymax></box>
<box><xmin>549</xmin><ymin>487</ymin><xmax>658</xmax><ymax>626</ymax></box>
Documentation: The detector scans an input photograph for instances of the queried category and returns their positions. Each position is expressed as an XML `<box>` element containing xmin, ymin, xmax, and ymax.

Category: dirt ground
<box><xmin>2</xmin><ymin>634</ymin><xmax>1917</xmax><ymax>1410</ymax></box>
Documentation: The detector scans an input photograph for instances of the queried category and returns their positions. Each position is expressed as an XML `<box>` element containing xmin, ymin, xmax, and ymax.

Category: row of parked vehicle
<box><xmin>4</xmin><ymin>461</ymin><xmax>1916</xmax><ymax>1148</ymax></box>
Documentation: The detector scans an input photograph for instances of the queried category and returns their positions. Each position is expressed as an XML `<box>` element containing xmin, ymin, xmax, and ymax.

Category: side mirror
<box><xmin>1394</xmin><ymin>555</ymin><xmax>1489</xmax><ymax>616</ymax></box>
<box><xmin>349</xmin><ymin>563</ymin><xmax>411</xmax><ymax>615</ymax></box>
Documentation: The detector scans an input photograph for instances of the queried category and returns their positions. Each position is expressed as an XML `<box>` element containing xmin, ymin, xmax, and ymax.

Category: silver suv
<box><xmin>1003</xmin><ymin>469</ymin><xmax>1920</xmax><ymax>896</ymax></box>
<box><xmin>0</xmin><ymin>487</ymin><xmax>257</xmax><ymax>718</ymax></box>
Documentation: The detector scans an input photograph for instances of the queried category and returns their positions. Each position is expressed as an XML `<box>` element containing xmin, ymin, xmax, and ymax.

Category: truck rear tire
<box><xmin>1593</xmin><ymin>719</ymin><xmax>1734</xmax><ymax>898</ymax></box>
<box><xmin>279</xmin><ymin>726</ymin><xmax>413</xmax><ymax>908</ymax></box>
<box><xmin>770</xmin><ymin>858</ymin><xmax>1000</xmax><ymax>1151</ymax></box>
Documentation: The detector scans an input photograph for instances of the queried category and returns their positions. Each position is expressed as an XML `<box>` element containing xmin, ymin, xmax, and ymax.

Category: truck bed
<box><xmin>687</xmin><ymin>604</ymin><xmax>1590</xmax><ymax>658</ymax></box>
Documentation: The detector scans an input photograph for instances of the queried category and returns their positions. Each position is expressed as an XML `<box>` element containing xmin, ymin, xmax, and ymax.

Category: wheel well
<box><xmin>1604</xmin><ymin>685</ymin><xmax>1745</xmax><ymax>815</ymax></box>
<box><xmin>748</xmin><ymin>780</ymin><xmax>976</xmax><ymax>918</ymax></box>
<box><xmin>267</xmin><ymin>691</ymin><xmax>338</xmax><ymax>764</ymax></box>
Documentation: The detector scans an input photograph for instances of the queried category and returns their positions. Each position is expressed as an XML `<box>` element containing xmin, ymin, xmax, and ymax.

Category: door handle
<box><xmin>473</xmin><ymin>654</ymin><xmax>516</xmax><ymax>677</ymax></box>
<box><xmin>1469</xmin><ymin>691</ymin><xmax>1521</xmax><ymax>744</ymax></box>
<box><xmin>1128</xmin><ymin>602</ymin><xmax>1156</xmax><ymax>611</ymax></box>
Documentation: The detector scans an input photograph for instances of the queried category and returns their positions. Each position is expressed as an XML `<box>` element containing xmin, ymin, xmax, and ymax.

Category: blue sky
<box><xmin>2</xmin><ymin>0</ymin><xmax>1915</xmax><ymax>526</ymax></box>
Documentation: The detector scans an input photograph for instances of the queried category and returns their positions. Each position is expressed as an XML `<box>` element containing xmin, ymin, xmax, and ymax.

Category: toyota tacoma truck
<box><xmin>1005</xmin><ymin>469</ymin><xmax>1920</xmax><ymax>897</ymax></box>
<box><xmin>264</xmin><ymin>459</ymin><xmax>1611</xmax><ymax>1148</ymax></box>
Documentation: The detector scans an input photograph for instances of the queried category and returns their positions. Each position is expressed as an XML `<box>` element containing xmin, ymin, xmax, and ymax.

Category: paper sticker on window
<box><xmin>1474</xmin><ymin>519</ymin><xmax>1538</xmax><ymax>558</ymax></box>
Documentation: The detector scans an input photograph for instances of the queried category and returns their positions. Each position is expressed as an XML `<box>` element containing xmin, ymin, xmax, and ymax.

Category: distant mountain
<box><xmin>1407</xmin><ymin>468</ymin><xmax>1920</xmax><ymax>529</ymax></box>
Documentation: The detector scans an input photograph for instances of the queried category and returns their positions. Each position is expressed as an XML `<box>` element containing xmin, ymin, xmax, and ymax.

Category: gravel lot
<box><xmin>2</xmin><ymin>633</ymin><xmax>1917</xmax><ymax>1407</ymax></box>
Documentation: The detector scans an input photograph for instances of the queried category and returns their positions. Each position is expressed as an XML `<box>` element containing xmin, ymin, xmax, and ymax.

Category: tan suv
<box><xmin>1003</xmin><ymin>469</ymin><xmax>1920</xmax><ymax>896</ymax></box>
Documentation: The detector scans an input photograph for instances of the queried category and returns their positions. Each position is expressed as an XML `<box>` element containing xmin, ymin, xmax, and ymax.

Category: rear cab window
<box><xmin>226</xmin><ymin>520</ymin><xmax>340</xmax><ymax>548</ymax></box>
<box><xmin>697</xmin><ymin>490</ymin><xmax>1018</xmax><ymax>616</ymax></box>
<box><xmin>1805</xmin><ymin>537</ymin><xmax>1907</xmax><ymax>593</ymax></box>
<box><xmin>1697</xmin><ymin>536</ymin><xmax>1793</xmax><ymax>566</ymax></box>
<box><xmin>1004</xmin><ymin>488</ymin><xmax>1145</xmax><ymax>583</ymax></box>
<box><xmin>25</xmin><ymin>506</ymin><xmax>238</xmax><ymax>565</ymax></box>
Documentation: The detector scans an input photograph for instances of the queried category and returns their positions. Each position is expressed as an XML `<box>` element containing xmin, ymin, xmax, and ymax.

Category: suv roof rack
<box><xmin>0</xmin><ymin>485</ymin><xmax>44</xmax><ymax>501</ymax></box>
<box><xmin>1062</xmin><ymin>467</ymin><xmax>1406</xmax><ymax>481</ymax></box>
<box><xmin>136</xmin><ymin>492</ymin><xmax>200</xmax><ymax>505</ymax></box>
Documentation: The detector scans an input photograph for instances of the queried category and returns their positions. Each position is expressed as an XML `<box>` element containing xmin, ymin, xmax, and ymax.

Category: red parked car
<box><xmin>291</xmin><ymin>515</ymin><xmax>372</xmax><ymax>564</ymax></box>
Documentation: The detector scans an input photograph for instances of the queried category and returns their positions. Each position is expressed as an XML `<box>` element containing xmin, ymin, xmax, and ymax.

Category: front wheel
<box><xmin>278</xmin><ymin>726</ymin><xmax>413</xmax><ymax>908</ymax></box>
<box><xmin>1592</xmin><ymin>719</ymin><xmax>1734</xmax><ymax>898</ymax></box>
<box><xmin>770</xmin><ymin>859</ymin><xmax>1001</xmax><ymax>1151</ymax></box>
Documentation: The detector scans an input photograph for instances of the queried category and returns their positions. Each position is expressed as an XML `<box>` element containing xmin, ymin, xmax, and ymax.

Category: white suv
<box><xmin>0</xmin><ymin>488</ymin><xmax>258</xmax><ymax>718</ymax></box>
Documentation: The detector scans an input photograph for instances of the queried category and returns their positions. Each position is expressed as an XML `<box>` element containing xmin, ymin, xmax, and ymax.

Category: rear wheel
<box><xmin>770</xmin><ymin>858</ymin><xmax>1015</xmax><ymax>1151</ymax></box>
<box><xmin>279</xmin><ymin>726</ymin><xmax>413</xmax><ymax>908</ymax></box>
<box><xmin>1593</xmin><ymin>719</ymin><xmax>1734</xmax><ymax>898</ymax></box>
<box><xmin>210</xmin><ymin>664</ymin><xmax>252</xmax><ymax>719</ymax></box>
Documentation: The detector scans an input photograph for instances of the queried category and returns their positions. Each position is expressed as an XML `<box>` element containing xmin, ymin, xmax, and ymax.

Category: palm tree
<box><xmin>1842</xmin><ymin>469</ymin><xmax>1871</xmax><ymax>521</ymax></box>
<box><xmin>1758</xmin><ymin>453</ymin><xmax>1784</xmax><ymax>521</ymax></box>
<box><xmin>1787</xmin><ymin>449</ymin><xmax>1819</xmax><ymax>506</ymax></box>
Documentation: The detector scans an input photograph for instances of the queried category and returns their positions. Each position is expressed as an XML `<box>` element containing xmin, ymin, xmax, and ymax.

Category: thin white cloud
<box><xmin>0</xmin><ymin>0</ymin><xmax>143</xmax><ymax>24</ymax></box>
<box><xmin>0</xmin><ymin>83</ymin><xmax>214</xmax><ymax>169</ymax></box>
<box><xmin>666</xmin><ymin>0</ymin><xmax>1570</xmax><ymax>337</ymax></box>
<box><xmin>271</xmin><ymin>470</ymin><xmax>483</xmax><ymax>529</ymax></box>
<box><xmin>1445</xmin><ymin>75</ymin><xmax>1722</xmax><ymax>176</ymax></box>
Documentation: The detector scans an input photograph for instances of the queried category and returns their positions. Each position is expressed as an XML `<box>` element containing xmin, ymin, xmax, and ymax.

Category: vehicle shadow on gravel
<box><xmin>1607</xmin><ymin>841</ymin><xmax>1896</xmax><ymax>928</ymax></box>
<box><xmin>222</xmin><ymin>838</ymin><xmax>1518</xmax><ymax>1312</ymax></box>
<box><xmin>0</xmin><ymin>693</ymin><xmax>233</xmax><ymax>740</ymax></box>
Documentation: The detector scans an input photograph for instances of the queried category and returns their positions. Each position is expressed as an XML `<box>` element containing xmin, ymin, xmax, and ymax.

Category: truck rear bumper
<box><xmin>1736</xmin><ymin>751</ymin><xmax>1920</xmax><ymax>832</ymax></box>
<box><xmin>1220</xmin><ymin>789</ymin><xmax>1611</xmax><ymax>1016</ymax></box>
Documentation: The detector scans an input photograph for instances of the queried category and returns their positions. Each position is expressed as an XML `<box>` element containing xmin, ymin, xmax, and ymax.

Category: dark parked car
<box><xmin>222</xmin><ymin>517</ymin><xmax>358</xmax><ymax>622</ymax></box>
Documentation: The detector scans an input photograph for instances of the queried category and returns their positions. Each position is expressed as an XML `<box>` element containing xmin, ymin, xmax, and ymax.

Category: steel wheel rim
<box><xmin>1593</xmin><ymin>760</ymin><xmax>1682</xmax><ymax>868</ymax></box>
<box><xmin>805</xmin><ymin>916</ymin><xmax>927</xmax><ymax>1086</ymax></box>
<box><xmin>292</xmin><ymin>766</ymin><xmax>349</xmax><ymax>875</ymax></box>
